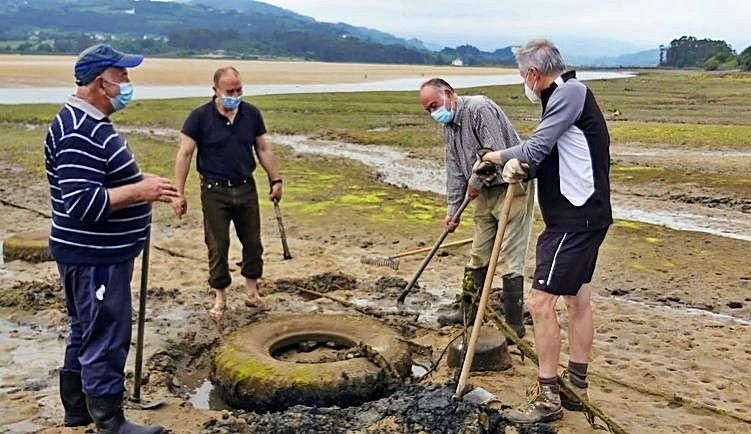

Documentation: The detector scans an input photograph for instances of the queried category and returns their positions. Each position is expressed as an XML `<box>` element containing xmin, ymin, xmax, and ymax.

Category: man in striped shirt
<box><xmin>45</xmin><ymin>44</ymin><xmax>176</xmax><ymax>433</ymax></box>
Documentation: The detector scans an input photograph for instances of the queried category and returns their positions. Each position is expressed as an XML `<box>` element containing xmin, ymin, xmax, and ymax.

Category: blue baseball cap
<box><xmin>74</xmin><ymin>44</ymin><xmax>143</xmax><ymax>85</ymax></box>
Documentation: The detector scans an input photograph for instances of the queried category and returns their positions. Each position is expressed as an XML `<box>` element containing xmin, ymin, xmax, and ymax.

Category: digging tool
<box><xmin>360</xmin><ymin>238</ymin><xmax>473</xmax><ymax>270</ymax></box>
<box><xmin>397</xmin><ymin>195</ymin><xmax>471</xmax><ymax>303</ymax></box>
<box><xmin>132</xmin><ymin>233</ymin><xmax>166</xmax><ymax>410</ymax></box>
<box><xmin>454</xmin><ymin>184</ymin><xmax>516</xmax><ymax>400</ymax></box>
<box><xmin>273</xmin><ymin>198</ymin><xmax>292</xmax><ymax>260</ymax></box>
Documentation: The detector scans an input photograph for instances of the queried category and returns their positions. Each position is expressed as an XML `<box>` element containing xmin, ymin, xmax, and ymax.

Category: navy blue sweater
<box><xmin>44</xmin><ymin>96</ymin><xmax>151</xmax><ymax>264</ymax></box>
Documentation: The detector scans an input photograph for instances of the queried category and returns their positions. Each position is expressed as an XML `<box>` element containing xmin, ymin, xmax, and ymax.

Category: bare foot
<box><xmin>209</xmin><ymin>301</ymin><xmax>226</xmax><ymax>320</ymax></box>
<box><xmin>245</xmin><ymin>294</ymin><xmax>268</xmax><ymax>311</ymax></box>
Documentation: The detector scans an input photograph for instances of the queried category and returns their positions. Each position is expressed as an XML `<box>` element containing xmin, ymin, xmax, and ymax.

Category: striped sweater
<box><xmin>44</xmin><ymin>95</ymin><xmax>151</xmax><ymax>264</ymax></box>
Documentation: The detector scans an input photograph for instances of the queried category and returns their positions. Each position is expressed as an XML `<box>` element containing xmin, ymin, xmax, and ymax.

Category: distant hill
<box><xmin>438</xmin><ymin>45</ymin><xmax>516</xmax><ymax>66</ymax></box>
<box><xmin>0</xmin><ymin>0</ymin><xmax>449</xmax><ymax>64</ymax></box>
<box><xmin>567</xmin><ymin>49</ymin><xmax>660</xmax><ymax>67</ymax></box>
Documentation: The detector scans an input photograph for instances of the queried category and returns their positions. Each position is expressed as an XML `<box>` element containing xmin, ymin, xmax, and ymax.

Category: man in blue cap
<box><xmin>46</xmin><ymin>43</ymin><xmax>176</xmax><ymax>433</ymax></box>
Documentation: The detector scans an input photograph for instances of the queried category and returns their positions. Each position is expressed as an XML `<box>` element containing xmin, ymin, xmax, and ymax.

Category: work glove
<box><xmin>501</xmin><ymin>159</ymin><xmax>529</xmax><ymax>183</ymax></box>
<box><xmin>472</xmin><ymin>148</ymin><xmax>501</xmax><ymax>186</ymax></box>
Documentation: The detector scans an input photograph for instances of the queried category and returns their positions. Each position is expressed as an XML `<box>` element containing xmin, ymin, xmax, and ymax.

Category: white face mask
<box><xmin>524</xmin><ymin>70</ymin><xmax>539</xmax><ymax>104</ymax></box>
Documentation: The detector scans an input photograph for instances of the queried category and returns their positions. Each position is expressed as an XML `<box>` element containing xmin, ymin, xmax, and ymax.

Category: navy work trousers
<box><xmin>57</xmin><ymin>260</ymin><xmax>134</xmax><ymax>397</ymax></box>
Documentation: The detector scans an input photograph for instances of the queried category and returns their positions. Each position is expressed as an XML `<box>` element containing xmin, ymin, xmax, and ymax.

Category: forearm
<box><xmin>257</xmin><ymin>148</ymin><xmax>280</xmax><ymax>180</ymax></box>
<box><xmin>174</xmin><ymin>151</ymin><xmax>192</xmax><ymax>195</ymax></box>
<box><xmin>108</xmin><ymin>183</ymin><xmax>143</xmax><ymax>211</ymax></box>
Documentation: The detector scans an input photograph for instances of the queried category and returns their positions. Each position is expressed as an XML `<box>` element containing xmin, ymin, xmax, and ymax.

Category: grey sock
<box><xmin>567</xmin><ymin>361</ymin><xmax>588</xmax><ymax>388</ymax></box>
<box><xmin>538</xmin><ymin>376</ymin><xmax>559</xmax><ymax>392</ymax></box>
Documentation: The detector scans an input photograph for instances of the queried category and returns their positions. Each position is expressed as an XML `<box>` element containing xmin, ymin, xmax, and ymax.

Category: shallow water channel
<box><xmin>272</xmin><ymin>134</ymin><xmax>751</xmax><ymax>242</ymax></box>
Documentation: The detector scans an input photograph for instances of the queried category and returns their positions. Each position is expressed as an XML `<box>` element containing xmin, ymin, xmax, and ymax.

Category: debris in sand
<box><xmin>268</xmin><ymin>272</ymin><xmax>358</xmax><ymax>295</ymax></box>
<box><xmin>0</xmin><ymin>279</ymin><xmax>63</xmax><ymax>310</ymax></box>
<box><xmin>203</xmin><ymin>384</ymin><xmax>556</xmax><ymax>434</ymax></box>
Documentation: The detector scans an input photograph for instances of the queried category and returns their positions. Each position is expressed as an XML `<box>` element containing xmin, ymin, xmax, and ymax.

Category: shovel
<box><xmin>454</xmin><ymin>184</ymin><xmax>516</xmax><ymax>400</ymax></box>
<box><xmin>131</xmin><ymin>233</ymin><xmax>166</xmax><ymax>410</ymax></box>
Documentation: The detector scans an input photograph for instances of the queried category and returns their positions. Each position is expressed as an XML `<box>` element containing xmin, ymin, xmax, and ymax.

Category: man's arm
<box><xmin>109</xmin><ymin>175</ymin><xmax>178</xmax><ymax>211</ymax></box>
<box><xmin>175</xmin><ymin>133</ymin><xmax>197</xmax><ymax>196</ymax></box>
<box><xmin>446</xmin><ymin>143</ymin><xmax>467</xmax><ymax>217</ymax></box>
<box><xmin>171</xmin><ymin>132</ymin><xmax>197</xmax><ymax>217</ymax></box>
<box><xmin>254</xmin><ymin>134</ymin><xmax>282</xmax><ymax>200</ymax></box>
<box><xmin>484</xmin><ymin>83</ymin><xmax>586</xmax><ymax>172</ymax></box>
<box><xmin>472</xmin><ymin>101</ymin><xmax>521</xmax><ymax>152</ymax></box>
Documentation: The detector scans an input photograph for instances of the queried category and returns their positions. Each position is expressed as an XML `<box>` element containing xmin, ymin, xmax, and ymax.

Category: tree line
<box><xmin>663</xmin><ymin>36</ymin><xmax>751</xmax><ymax>71</ymax></box>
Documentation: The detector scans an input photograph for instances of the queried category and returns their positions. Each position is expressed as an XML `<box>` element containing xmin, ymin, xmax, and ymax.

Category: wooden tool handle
<box><xmin>398</xmin><ymin>195</ymin><xmax>471</xmax><ymax>303</ymax></box>
<box><xmin>454</xmin><ymin>184</ymin><xmax>516</xmax><ymax>398</ymax></box>
<box><xmin>273</xmin><ymin>199</ymin><xmax>292</xmax><ymax>260</ymax></box>
<box><xmin>390</xmin><ymin>238</ymin><xmax>473</xmax><ymax>259</ymax></box>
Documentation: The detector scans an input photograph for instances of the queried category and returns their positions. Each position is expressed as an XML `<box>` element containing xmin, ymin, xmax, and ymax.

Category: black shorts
<box><xmin>532</xmin><ymin>228</ymin><xmax>609</xmax><ymax>296</ymax></box>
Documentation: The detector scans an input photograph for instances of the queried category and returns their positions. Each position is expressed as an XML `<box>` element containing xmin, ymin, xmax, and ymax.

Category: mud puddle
<box><xmin>0</xmin><ymin>314</ymin><xmax>66</xmax><ymax>433</ymax></box>
<box><xmin>272</xmin><ymin>134</ymin><xmax>751</xmax><ymax>242</ymax></box>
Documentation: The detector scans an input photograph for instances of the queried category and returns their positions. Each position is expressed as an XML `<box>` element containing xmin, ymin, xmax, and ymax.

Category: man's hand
<box><xmin>472</xmin><ymin>159</ymin><xmax>500</xmax><ymax>186</ymax></box>
<box><xmin>443</xmin><ymin>214</ymin><xmax>460</xmax><ymax>233</ymax></box>
<box><xmin>269</xmin><ymin>182</ymin><xmax>283</xmax><ymax>201</ymax></box>
<box><xmin>467</xmin><ymin>184</ymin><xmax>481</xmax><ymax>199</ymax></box>
<box><xmin>501</xmin><ymin>159</ymin><xmax>529</xmax><ymax>183</ymax></box>
<box><xmin>135</xmin><ymin>175</ymin><xmax>179</xmax><ymax>203</ymax></box>
<box><xmin>171</xmin><ymin>195</ymin><xmax>187</xmax><ymax>218</ymax></box>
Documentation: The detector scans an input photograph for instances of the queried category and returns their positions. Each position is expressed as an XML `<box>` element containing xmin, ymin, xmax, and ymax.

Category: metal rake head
<box><xmin>360</xmin><ymin>255</ymin><xmax>400</xmax><ymax>270</ymax></box>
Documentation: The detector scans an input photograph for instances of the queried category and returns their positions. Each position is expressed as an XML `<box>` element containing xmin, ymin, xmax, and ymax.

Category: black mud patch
<box><xmin>202</xmin><ymin>384</ymin><xmax>556</xmax><ymax>434</ymax></box>
<box><xmin>0</xmin><ymin>279</ymin><xmax>63</xmax><ymax>311</ymax></box>
<box><xmin>267</xmin><ymin>272</ymin><xmax>358</xmax><ymax>297</ymax></box>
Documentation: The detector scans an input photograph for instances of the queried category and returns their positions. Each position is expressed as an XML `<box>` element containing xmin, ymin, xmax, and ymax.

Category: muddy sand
<box><xmin>1</xmin><ymin>134</ymin><xmax>750</xmax><ymax>433</ymax></box>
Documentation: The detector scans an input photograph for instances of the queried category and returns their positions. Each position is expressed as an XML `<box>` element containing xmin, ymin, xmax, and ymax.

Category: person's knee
<box><xmin>526</xmin><ymin>291</ymin><xmax>555</xmax><ymax>317</ymax></box>
<box><xmin>565</xmin><ymin>290</ymin><xmax>591</xmax><ymax>317</ymax></box>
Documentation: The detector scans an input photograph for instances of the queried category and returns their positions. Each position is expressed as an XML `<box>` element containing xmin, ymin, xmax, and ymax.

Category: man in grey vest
<box><xmin>418</xmin><ymin>78</ymin><xmax>535</xmax><ymax>340</ymax></box>
<box><xmin>482</xmin><ymin>39</ymin><xmax>612</xmax><ymax>424</ymax></box>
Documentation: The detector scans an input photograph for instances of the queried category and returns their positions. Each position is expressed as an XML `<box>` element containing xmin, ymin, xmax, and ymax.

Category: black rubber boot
<box><xmin>466</xmin><ymin>267</ymin><xmax>488</xmax><ymax>325</ymax></box>
<box><xmin>86</xmin><ymin>393</ymin><xmax>164</xmax><ymax>434</ymax></box>
<box><xmin>502</xmin><ymin>276</ymin><xmax>526</xmax><ymax>342</ymax></box>
<box><xmin>437</xmin><ymin>301</ymin><xmax>464</xmax><ymax>326</ymax></box>
<box><xmin>438</xmin><ymin>268</ymin><xmax>476</xmax><ymax>326</ymax></box>
<box><xmin>59</xmin><ymin>370</ymin><xmax>93</xmax><ymax>427</ymax></box>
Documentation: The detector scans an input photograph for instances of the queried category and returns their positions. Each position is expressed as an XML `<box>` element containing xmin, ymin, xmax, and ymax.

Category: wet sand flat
<box><xmin>0</xmin><ymin>54</ymin><xmax>514</xmax><ymax>87</ymax></box>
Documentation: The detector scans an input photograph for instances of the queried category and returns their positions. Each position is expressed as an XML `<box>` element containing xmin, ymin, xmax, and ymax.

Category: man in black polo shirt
<box><xmin>172</xmin><ymin>66</ymin><xmax>282</xmax><ymax>319</ymax></box>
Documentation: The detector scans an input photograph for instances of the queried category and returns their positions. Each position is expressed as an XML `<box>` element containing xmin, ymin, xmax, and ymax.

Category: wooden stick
<box><xmin>485</xmin><ymin>306</ymin><xmax>628</xmax><ymax>434</ymax></box>
<box><xmin>296</xmin><ymin>287</ymin><xmax>435</xmax><ymax>331</ymax></box>
<box><xmin>398</xmin><ymin>195</ymin><xmax>472</xmax><ymax>303</ymax></box>
<box><xmin>454</xmin><ymin>185</ymin><xmax>516</xmax><ymax>399</ymax></box>
<box><xmin>390</xmin><ymin>238</ymin><xmax>473</xmax><ymax>259</ymax></box>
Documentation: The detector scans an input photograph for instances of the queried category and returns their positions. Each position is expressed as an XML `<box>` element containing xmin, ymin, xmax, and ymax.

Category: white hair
<box><xmin>514</xmin><ymin>39</ymin><xmax>566</xmax><ymax>76</ymax></box>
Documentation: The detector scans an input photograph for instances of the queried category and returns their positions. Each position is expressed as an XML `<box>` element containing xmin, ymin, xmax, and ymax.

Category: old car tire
<box><xmin>211</xmin><ymin>313</ymin><xmax>411</xmax><ymax>411</ymax></box>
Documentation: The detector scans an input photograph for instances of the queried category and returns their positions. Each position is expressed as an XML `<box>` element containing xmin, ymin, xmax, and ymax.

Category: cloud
<box><xmin>264</xmin><ymin>0</ymin><xmax>751</xmax><ymax>52</ymax></box>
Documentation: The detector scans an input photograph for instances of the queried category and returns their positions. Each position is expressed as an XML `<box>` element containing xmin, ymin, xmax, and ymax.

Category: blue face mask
<box><xmin>430</xmin><ymin>95</ymin><xmax>454</xmax><ymax>124</ymax></box>
<box><xmin>107</xmin><ymin>81</ymin><xmax>133</xmax><ymax>112</ymax></box>
<box><xmin>221</xmin><ymin>95</ymin><xmax>242</xmax><ymax>110</ymax></box>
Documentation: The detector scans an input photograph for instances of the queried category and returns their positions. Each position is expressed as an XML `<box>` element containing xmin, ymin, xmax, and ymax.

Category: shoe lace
<box><xmin>525</xmin><ymin>382</ymin><xmax>543</xmax><ymax>404</ymax></box>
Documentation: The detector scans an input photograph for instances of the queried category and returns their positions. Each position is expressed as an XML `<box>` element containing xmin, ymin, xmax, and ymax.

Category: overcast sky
<box><xmin>262</xmin><ymin>0</ymin><xmax>750</xmax><ymax>55</ymax></box>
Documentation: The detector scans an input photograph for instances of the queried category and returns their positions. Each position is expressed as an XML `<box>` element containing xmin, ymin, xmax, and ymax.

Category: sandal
<box><xmin>209</xmin><ymin>302</ymin><xmax>226</xmax><ymax>320</ymax></box>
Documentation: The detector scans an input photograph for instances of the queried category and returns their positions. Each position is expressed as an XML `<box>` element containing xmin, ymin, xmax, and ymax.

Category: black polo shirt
<box><xmin>181</xmin><ymin>98</ymin><xmax>267</xmax><ymax>180</ymax></box>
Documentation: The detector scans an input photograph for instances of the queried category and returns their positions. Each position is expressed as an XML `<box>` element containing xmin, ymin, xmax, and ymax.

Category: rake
<box><xmin>360</xmin><ymin>238</ymin><xmax>473</xmax><ymax>270</ymax></box>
